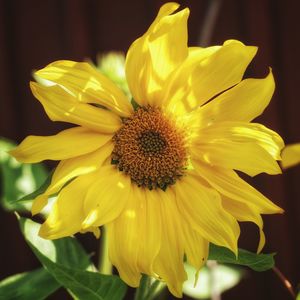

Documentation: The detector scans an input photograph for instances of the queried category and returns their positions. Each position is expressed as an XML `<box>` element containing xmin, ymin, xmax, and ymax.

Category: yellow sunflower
<box><xmin>10</xmin><ymin>2</ymin><xmax>284</xmax><ymax>297</ymax></box>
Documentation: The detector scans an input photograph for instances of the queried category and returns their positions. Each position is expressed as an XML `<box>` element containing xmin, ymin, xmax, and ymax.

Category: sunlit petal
<box><xmin>188</xmin><ymin>69</ymin><xmax>275</xmax><ymax>127</ymax></box>
<box><xmin>30</xmin><ymin>82</ymin><xmax>121</xmax><ymax>133</ymax></box>
<box><xmin>35</xmin><ymin>60</ymin><xmax>132</xmax><ymax>117</ymax></box>
<box><xmin>193</xmin><ymin>160</ymin><xmax>283</xmax><ymax>214</ymax></box>
<box><xmin>82</xmin><ymin>166</ymin><xmax>131</xmax><ymax>228</ymax></box>
<box><xmin>108</xmin><ymin>185</ymin><xmax>162</xmax><ymax>287</ymax></box>
<box><xmin>10</xmin><ymin>127</ymin><xmax>111</xmax><ymax>163</ymax></box>
<box><xmin>125</xmin><ymin>3</ymin><xmax>189</xmax><ymax>106</ymax></box>
<box><xmin>222</xmin><ymin>197</ymin><xmax>266</xmax><ymax>253</ymax></box>
<box><xmin>39</xmin><ymin>172</ymin><xmax>96</xmax><ymax>239</ymax></box>
<box><xmin>153</xmin><ymin>190</ymin><xmax>187</xmax><ymax>297</ymax></box>
<box><xmin>175</xmin><ymin>174</ymin><xmax>240</xmax><ymax>254</ymax></box>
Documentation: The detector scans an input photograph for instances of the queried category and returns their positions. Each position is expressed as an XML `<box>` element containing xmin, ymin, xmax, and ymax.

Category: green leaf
<box><xmin>17</xmin><ymin>169</ymin><xmax>54</xmax><ymax>202</ymax></box>
<box><xmin>208</xmin><ymin>244</ymin><xmax>275</xmax><ymax>271</ymax></box>
<box><xmin>183</xmin><ymin>263</ymin><xmax>242</xmax><ymax>299</ymax></box>
<box><xmin>19</xmin><ymin>218</ymin><xmax>127</xmax><ymax>300</ymax></box>
<box><xmin>0</xmin><ymin>138</ymin><xmax>48</xmax><ymax>211</ymax></box>
<box><xmin>19</xmin><ymin>217</ymin><xmax>93</xmax><ymax>270</ymax></box>
<box><xmin>297</xmin><ymin>292</ymin><xmax>300</xmax><ymax>300</ymax></box>
<box><xmin>0</xmin><ymin>268</ymin><xmax>60</xmax><ymax>300</ymax></box>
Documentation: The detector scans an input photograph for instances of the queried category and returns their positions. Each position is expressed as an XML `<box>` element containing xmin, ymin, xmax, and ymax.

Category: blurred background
<box><xmin>0</xmin><ymin>0</ymin><xmax>299</xmax><ymax>299</ymax></box>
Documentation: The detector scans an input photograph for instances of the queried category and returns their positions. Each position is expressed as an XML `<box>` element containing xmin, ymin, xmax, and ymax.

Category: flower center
<box><xmin>112</xmin><ymin>106</ymin><xmax>187</xmax><ymax>190</ymax></box>
<box><xmin>138</xmin><ymin>130</ymin><xmax>166</xmax><ymax>154</ymax></box>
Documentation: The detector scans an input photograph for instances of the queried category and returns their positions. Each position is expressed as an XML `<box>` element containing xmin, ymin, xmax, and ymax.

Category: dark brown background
<box><xmin>0</xmin><ymin>0</ymin><xmax>299</xmax><ymax>299</ymax></box>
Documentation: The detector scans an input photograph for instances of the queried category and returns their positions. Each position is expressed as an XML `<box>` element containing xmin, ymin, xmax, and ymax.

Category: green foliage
<box><xmin>96</xmin><ymin>52</ymin><xmax>131</xmax><ymax>98</ymax></box>
<box><xmin>134</xmin><ymin>275</ymin><xmax>165</xmax><ymax>300</ymax></box>
<box><xmin>208</xmin><ymin>243</ymin><xmax>275</xmax><ymax>271</ymax></box>
<box><xmin>0</xmin><ymin>138</ymin><xmax>47</xmax><ymax>211</ymax></box>
<box><xmin>0</xmin><ymin>268</ymin><xmax>60</xmax><ymax>300</ymax></box>
<box><xmin>19</xmin><ymin>218</ymin><xmax>127</xmax><ymax>300</ymax></box>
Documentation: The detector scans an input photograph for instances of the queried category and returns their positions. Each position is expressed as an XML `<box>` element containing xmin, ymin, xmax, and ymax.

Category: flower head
<box><xmin>10</xmin><ymin>3</ymin><xmax>284</xmax><ymax>297</ymax></box>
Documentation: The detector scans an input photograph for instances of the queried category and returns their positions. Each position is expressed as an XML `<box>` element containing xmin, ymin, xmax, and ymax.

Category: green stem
<box><xmin>135</xmin><ymin>275</ymin><xmax>165</xmax><ymax>300</ymax></box>
<box><xmin>144</xmin><ymin>280</ymin><xmax>164</xmax><ymax>300</ymax></box>
<box><xmin>98</xmin><ymin>226</ymin><xmax>112</xmax><ymax>274</ymax></box>
<box><xmin>134</xmin><ymin>275</ymin><xmax>151</xmax><ymax>300</ymax></box>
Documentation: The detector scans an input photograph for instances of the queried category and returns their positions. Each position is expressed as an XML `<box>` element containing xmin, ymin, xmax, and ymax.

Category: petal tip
<box><xmin>8</xmin><ymin>147</ymin><xmax>25</xmax><ymax>163</ymax></box>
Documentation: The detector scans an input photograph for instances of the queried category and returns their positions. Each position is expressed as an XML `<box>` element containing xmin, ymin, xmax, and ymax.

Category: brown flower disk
<box><xmin>112</xmin><ymin>106</ymin><xmax>187</xmax><ymax>190</ymax></box>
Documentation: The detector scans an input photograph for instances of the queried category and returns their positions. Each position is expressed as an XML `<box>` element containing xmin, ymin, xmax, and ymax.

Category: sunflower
<box><xmin>10</xmin><ymin>2</ymin><xmax>284</xmax><ymax>297</ymax></box>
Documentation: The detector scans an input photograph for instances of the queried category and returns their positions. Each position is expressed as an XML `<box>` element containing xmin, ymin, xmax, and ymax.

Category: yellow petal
<box><xmin>222</xmin><ymin>197</ymin><xmax>266</xmax><ymax>253</ymax></box>
<box><xmin>82</xmin><ymin>166</ymin><xmax>131</xmax><ymax>228</ymax></box>
<box><xmin>31</xmin><ymin>194</ymin><xmax>48</xmax><ymax>215</ymax></box>
<box><xmin>174</xmin><ymin>173</ymin><xmax>240</xmax><ymax>254</ymax></box>
<box><xmin>108</xmin><ymin>185</ymin><xmax>162</xmax><ymax>287</ymax></box>
<box><xmin>155</xmin><ymin>2</ymin><xmax>180</xmax><ymax>20</ymax></box>
<box><xmin>45</xmin><ymin>141</ymin><xmax>113</xmax><ymax>195</ymax></box>
<box><xmin>166</xmin><ymin>40</ymin><xmax>257</xmax><ymax>114</ymax></box>
<box><xmin>191</xmin><ymin>121</ymin><xmax>284</xmax><ymax>160</ymax></box>
<box><xmin>163</xmin><ymin>46</ymin><xmax>220</xmax><ymax>115</ymax></box>
<box><xmin>107</xmin><ymin>188</ymin><xmax>142</xmax><ymax>287</ymax></box>
<box><xmin>10</xmin><ymin>127</ymin><xmax>111</xmax><ymax>163</ymax></box>
<box><xmin>39</xmin><ymin>172</ymin><xmax>96</xmax><ymax>239</ymax></box>
<box><xmin>125</xmin><ymin>3</ymin><xmax>189</xmax><ymax>106</ymax></box>
<box><xmin>281</xmin><ymin>143</ymin><xmax>300</xmax><ymax>169</ymax></box>
<box><xmin>182</xmin><ymin>220</ymin><xmax>209</xmax><ymax>271</ymax></box>
<box><xmin>189</xmin><ymin>69</ymin><xmax>275</xmax><ymax>128</ymax></box>
<box><xmin>138</xmin><ymin>189</ymin><xmax>162</xmax><ymax>275</ymax></box>
<box><xmin>153</xmin><ymin>190</ymin><xmax>187</xmax><ymax>297</ymax></box>
<box><xmin>80</xmin><ymin>226</ymin><xmax>101</xmax><ymax>239</ymax></box>
<box><xmin>35</xmin><ymin>60</ymin><xmax>133</xmax><ymax>117</ymax></box>
<box><xmin>30</xmin><ymin>82</ymin><xmax>121</xmax><ymax>133</ymax></box>
<box><xmin>191</xmin><ymin>141</ymin><xmax>281</xmax><ymax>177</ymax></box>
<box><xmin>193</xmin><ymin>160</ymin><xmax>283</xmax><ymax>214</ymax></box>
<box><xmin>191</xmin><ymin>40</ymin><xmax>257</xmax><ymax>105</ymax></box>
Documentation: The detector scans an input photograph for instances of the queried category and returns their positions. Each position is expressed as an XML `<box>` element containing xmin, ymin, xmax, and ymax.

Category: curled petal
<box><xmin>165</xmin><ymin>40</ymin><xmax>257</xmax><ymax>114</ymax></box>
<box><xmin>191</xmin><ymin>141</ymin><xmax>281</xmax><ymax>177</ymax></box>
<box><xmin>222</xmin><ymin>197</ymin><xmax>266</xmax><ymax>253</ymax></box>
<box><xmin>175</xmin><ymin>173</ymin><xmax>240</xmax><ymax>255</ymax></box>
<box><xmin>30</xmin><ymin>82</ymin><xmax>121</xmax><ymax>133</ymax></box>
<box><xmin>35</xmin><ymin>60</ymin><xmax>132</xmax><ymax>117</ymax></box>
<box><xmin>189</xmin><ymin>104</ymin><xmax>283</xmax><ymax>177</ymax></box>
<box><xmin>191</xmin><ymin>121</ymin><xmax>284</xmax><ymax>160</ymax></box>
<box><xmin>193</xmin><ymin>160</ymin><xmax>284</xmax><ymax>214</ymax></box>
<box><xmin>32</xmin><ymin>195</ymin><xmax>48</xmax><ymax>216</ymax></box>
<box><xmin>39</xmin><ymin>172</ymin><xmax>96</xmax><ymax>239</ymax></box>
<box><xmin>125</xmin><ymin>3</ymin><xmax>189</xmax><ymax>106</ymax></box>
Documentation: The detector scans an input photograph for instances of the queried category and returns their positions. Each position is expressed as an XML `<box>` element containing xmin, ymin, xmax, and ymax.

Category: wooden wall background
<box><xmin>0</xmin><ymin>0</ymin><xmax>299</xmax><ymax>299</ymax></box>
